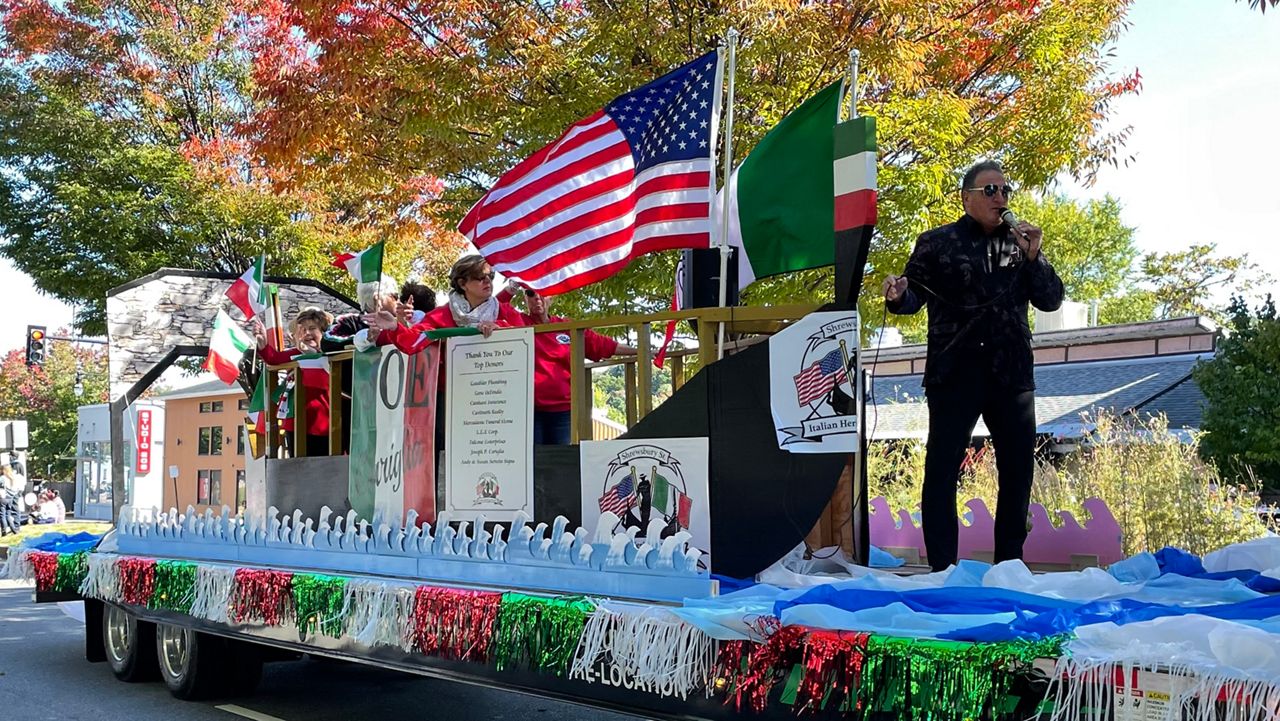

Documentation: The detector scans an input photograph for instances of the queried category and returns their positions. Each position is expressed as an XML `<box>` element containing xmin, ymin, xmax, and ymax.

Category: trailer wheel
<box><xmin>102</xmin><ymin>604</ymin><xmax>157</xmax><ymax>681</ymax></box>
<box><xmin>155</xmin><ymin>622</ymin><xmax>224</xmax><ymax>700</ymax></box>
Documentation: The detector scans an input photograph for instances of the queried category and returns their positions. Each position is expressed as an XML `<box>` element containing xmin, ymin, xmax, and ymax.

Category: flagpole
<box><xmin>843</xmin><ymin>48</ymin><xmax>871</xmax><ymax>568</ymax></box>
<box><xmin>843</xmin><ymin>49</ymin><xmax>861</xmax><ymax>121</ymax></box>
<box><xmin>714</xmin><ymin>28</ymin><xmax>739</xmax><ymax>361</ymax></box>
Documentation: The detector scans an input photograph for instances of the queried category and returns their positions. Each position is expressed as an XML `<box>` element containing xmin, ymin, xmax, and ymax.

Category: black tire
<box><xmin>102</xmin><ymin>604</ymin><xmax>158</xmax><ymax>682</ymax></box>
<box><xmin>222</xmin><ymin>640</ymin><xmax>264</xmax><ymax>695</ymax></box>
<box><xmin>155</xmin><ymin>622</ymin><xmax>225</xmax><ymax>700</ymax></box>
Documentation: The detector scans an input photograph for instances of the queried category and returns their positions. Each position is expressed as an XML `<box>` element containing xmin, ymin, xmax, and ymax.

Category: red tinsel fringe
<box><xmin>797</xmin><ymin>629</ymin><xmax>869</xmax><ymax>712</ymax></box>
<box><xmin>232</xmin><ymin>568</ymin><xmax>294</xmax><ymax>626</ymax></box>
<box><xmin>117</xmin><ymin>557</ymin><xmax>157</xmax><ymax>606</ymax></box>
<box><xmin>29</xmin><ymin>551</ymin><xmax>58</xmax><ymax>592</ymax></box>
<box><xmin>412</xmin><ymin>586</ymin><xmax>502</xmax><ymax>661</ymax></box>
<box><xmin>727</xmin><ymin>625</ymin><xmax>809</xmax><ymax>712</ymax></box>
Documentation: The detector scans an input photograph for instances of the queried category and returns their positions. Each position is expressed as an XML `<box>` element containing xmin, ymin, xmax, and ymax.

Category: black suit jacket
<box><xmin>887</xmin><ymin>214</ymin><xmax>1064</xmax><ymax>391</ymax></box>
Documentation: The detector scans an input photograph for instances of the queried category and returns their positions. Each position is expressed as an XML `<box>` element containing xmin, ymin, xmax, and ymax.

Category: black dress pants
<box><xmin>922</xmin><ymin>367</ymin><xmax>1036</xmax><ymax>572</ymax></box>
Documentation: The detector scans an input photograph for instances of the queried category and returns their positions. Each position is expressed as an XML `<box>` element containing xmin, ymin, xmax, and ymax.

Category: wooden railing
<box><xmin>259</xmin><ymin>303</ymin><xmax>819</xmax><ymax>456</ymax></box>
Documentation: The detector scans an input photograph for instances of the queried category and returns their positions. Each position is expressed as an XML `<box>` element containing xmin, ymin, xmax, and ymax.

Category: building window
<box><xmin>197</xmin><ymin>469</ymin><xmax>211</xmax><ymax>505</ymax></box>
<box><xmin>198</xmin><ymin>426</ymin><xmax>223</xmax><ymax>456</ymax></box>
<box><xmin>209</xmin><ymin>469</ymin><xmax>222</xmax><ymax>506</ymax></box>
<box><xmin>236</xmin><ymin>470</ymin><xmax>246</xmax><ymax>511</ymax></box>
<box><xmin>238</xmin><ymin>398</ymin><xmax>250</xmax><ymax>411</ymax></box>
<box><xmin>199</xmin><ymin>401</ymin><xmax>225</xmax><ymax>413</ymax></box>
<box><xmin>236</xmin><ymin>429</ymin><xmax>245</xmax><ymax>456</ymax></box>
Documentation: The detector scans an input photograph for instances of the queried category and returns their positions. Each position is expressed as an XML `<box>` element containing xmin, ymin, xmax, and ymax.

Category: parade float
<box><xmin>9</xmin><ymin>39</ymin><xmax>1280</xmax><ymax>721</ymax></box>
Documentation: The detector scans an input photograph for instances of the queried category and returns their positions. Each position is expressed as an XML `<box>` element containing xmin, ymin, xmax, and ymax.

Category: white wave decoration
<box><xmin>114</xmin><ymin>505</ymin><xmax>713</xmax><ymax>603</ymax></box>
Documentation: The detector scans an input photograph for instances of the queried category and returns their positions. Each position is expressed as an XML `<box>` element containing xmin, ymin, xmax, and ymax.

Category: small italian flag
<box><xmin>331</xmin><ymin>242</ymin><xmax>385</xmax><ymax>284</ymax></box>
<box><xmin>245</xmin><ymin>371</ymin><xmax>266</xmax><ymax>433</ymax></box>
<box><xmin>716</xmin><ymin>80</ymin><xmax>877</xmax><ymax>289</ymax></box>
<box><xmin>295</xmin><ymin>353</ymin><xmax>331</xmax><ymax>394</ymax></box>
<box><xmin>226</xmin><ymin>255</ymin><xmax>266</xmax><ymax>320</ymax></box>
<box><xmin>204</xmin><ymin>309</ymin><xmax>253</xmax><ymax>385</ymax></box>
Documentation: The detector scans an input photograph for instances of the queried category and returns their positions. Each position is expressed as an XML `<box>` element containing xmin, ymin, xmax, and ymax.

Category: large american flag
<box><xmin>598</xmin><ymin>474</ymin><xmax>636</xmax><ymax>516</ymax></box>
<box><xmin>793</xmin><ymin>349</ymin><xmax>847</xmax><ymax>407</ymax></box>
<box><xmin>458</xmin><ymin>51</ymin><xmax>719</xmax><ymax>295</ymax></box>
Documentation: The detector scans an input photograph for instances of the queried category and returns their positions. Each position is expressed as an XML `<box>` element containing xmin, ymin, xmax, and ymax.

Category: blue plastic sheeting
<box><xmin>775</xmin><ymin>585</ymin><xmax>1078</xmax><ymax>625</ymax></box>
<box><xmin>1143</xmin><ymin>546</ymin><xmax>1280</xmax><ymax>593</ymax></box>
<box><xmin>870</xmin><ymin>545</ymin><xmax>905</xmax><ymax>568</ymax></box>
<box><xmin>18</xmin><ymin>532</ymin><xmax>102</xmax><ymax>554</ymax></box>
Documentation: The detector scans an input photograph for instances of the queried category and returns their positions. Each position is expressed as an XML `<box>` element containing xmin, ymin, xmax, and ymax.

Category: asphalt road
<box><xmin>0</xmin><ymin>580</ymin><xmax>639</xmax><ymax>721</ymax></box>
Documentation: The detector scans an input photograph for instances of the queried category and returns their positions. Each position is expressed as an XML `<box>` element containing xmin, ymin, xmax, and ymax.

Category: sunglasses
<box><xmin>467</xmin><ymin>272</ymin><xmax>495</xmax><ymax>282</ymax></box>
<box><xmin>523</xmin><ymin>288</ymin><xmax>538</xmax><ymax>298</ymax></box>
<box><xmin>965</xmin><ymin>184</ymin><xmax>1015</xmax><ymax>198</ymax></box>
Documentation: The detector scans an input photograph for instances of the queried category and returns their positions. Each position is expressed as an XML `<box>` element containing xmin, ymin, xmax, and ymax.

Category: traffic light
<box><xmin>25</xmin><ymin>325</ymin><xmax>47</xmax><ymax>367</ymax></box>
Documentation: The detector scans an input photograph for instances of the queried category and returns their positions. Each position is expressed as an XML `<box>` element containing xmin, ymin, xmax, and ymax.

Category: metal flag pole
<box><xmin>842</xmin><ymin>48</ymin><xmax>871</xmax><ymax>567</ymax></box>
<box><xmin>714</xmin><ymin>27</ymin><xmax>739</xmax><ymax>361</ymax></box>
<box><xmin>843</xmin><ymin>49</ymin><xmax>861</xmax><ymax>122</ymax></box>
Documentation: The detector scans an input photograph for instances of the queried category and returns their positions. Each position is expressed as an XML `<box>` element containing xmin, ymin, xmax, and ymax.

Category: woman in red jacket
<box><xmin>252</xmin><ymin>307</ymin><xmax>333</xmax><ymax>457</ymax></box>
<box><xmin>518</xmin><ymin>287</ymin><xmax>635</xmax><ymax>445</ymax></box>
<box><xmin>364</xmin><ymin>254</ymin><xmax>524</xmax><ymax>349</ymax></box>
<box><xmin>364</xmin><ymin>255</ymin><xmax>526</xmax><ymax>461</ymax></box>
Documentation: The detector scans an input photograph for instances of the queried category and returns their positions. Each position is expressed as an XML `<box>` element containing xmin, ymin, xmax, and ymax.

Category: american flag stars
<box><xmin>605</xmin><ymin>58</ymin><xmax>716</xmax><ymax>170</ymax></box>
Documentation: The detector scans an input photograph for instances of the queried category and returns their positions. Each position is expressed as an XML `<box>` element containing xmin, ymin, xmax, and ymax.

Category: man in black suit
<box><xmin>883</xmin><ymin>159</ymin><xmax>1064</xmax><ymax>571</ymax></box>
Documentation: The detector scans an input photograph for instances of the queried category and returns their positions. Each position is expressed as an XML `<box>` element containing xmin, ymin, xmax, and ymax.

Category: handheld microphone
<box><xmin>1000</xmin><ymin>208</ymin><xmax>1028</xmax><ymax>242</ymax></box>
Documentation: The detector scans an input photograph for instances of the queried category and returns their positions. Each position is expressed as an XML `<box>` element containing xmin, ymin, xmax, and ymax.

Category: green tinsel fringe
<box><xmin>149</xmin><ymin>560</ymin><xmax>197</xmax><ymax>614</ymax></box>
<box><xmin>492</xmin><ymin>592</ymin><xmax>594</xmax><ymax>674</ymax></box>
<box><xmin>293</xmin><ymin>574</ymin><xmax>347</xmax><ymax>638</ymax></box>
<box><xmin>852</xmin><ymin>634</ymin><xmax>1066</xmax><ymax>720</ymax></box>
<box><xmin>53</xmin><ymin>551</ymin><xmax>89</xmax><ymax>594</ymax></box>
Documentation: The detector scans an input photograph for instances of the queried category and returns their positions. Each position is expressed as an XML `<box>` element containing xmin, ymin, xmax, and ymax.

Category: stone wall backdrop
<box><xmin>107</xmin><ymin>269</ymin><xmax>356</xmax><ymax>400</ymax></box>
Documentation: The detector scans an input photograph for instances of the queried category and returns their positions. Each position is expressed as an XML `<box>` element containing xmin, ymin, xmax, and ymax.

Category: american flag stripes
<box><xmin>598</xmin><ymin>473</ymin><xmax>636</xmax><ymax>515</ymax></box>
<box><xmin>459</xmin><ymin>51</ymin><xmax>720</xmax><ymax>295</ymax></box>
<box><xmin>793</xmin><ymin>349</ymin><xmax>847</xmax><ymax>406</ymax></box>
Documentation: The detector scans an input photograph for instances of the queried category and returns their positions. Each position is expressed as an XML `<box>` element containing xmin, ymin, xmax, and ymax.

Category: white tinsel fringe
<box><xmin>1048</xmin><ymin>657</ymin><xmax>1280</xmax><ymax>721</ymax></box>
<box><xmin>343</xmin><ymin>580</ymin><xmax>416</xmax><ymax>651</ymax></box>
<box><xmin>572</xmin><ymin>601</ymin><xmax>716</xmax><ymax>700</ymax></box>
<box><xmin>79</xmin><ymin>553</ymin><xmax>120</xmax><ymax>600</ymax></box>
<box><xmin>190</xmin><ymin>565</ymin><xmax>236</xmax><ymax>624</ymax></box>
<box><xmin>3</xmin><ymin>547</ymin><xmax>36</xmax><ymax>583</ymax></box>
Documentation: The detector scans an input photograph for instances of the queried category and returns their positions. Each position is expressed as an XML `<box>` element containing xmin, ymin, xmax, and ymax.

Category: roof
<box><xmin>867</xmin><ymin>352</ymin><xmax>1211</xmax><ymax>441</ymax></box>
<box><xmin>870</xmin><ymin>316</ymin><xmax>1217</xmax><ymax>364</ymax></box>
<box><xmin>152</xmin><ymin>379</ymin><xmax>246</xmax><ymax>401</ymax></box>
<box><xmin>1134</xmin><ymin>376</ymin><xmax>1207</xmax><ymax>430</ymax></box>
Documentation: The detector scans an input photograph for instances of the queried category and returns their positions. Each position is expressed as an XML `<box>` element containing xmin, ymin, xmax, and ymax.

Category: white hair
<box><xmin>356</xmin><ymin>274</ymin><xmax>399</xmax><ymax>311</ymax></box>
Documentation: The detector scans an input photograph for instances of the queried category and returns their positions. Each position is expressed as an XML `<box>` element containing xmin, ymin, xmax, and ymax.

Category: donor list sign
<box><xmin>445</xmin><ymin>327</ymin><xmax>534</xmax><ymax>522</ymax></box>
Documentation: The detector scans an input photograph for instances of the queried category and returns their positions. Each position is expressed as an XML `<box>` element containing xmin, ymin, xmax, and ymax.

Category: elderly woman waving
<box><xmin>363</xmin><ymin>254</ymin><xmax>525</xmax><ymax>347</ymax></box>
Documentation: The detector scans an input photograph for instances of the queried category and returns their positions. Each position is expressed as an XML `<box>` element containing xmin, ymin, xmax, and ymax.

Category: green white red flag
<box><xmin>226</xmin><ymin>255</ymin><xmax>266</xmax><ymax>320</ymax></box>
<box><xmin>204</xmin><ymin>310</ymin><xmax>253</xmax><ymax>384</ymax></box>
<box><xmin>715</xmin><ymin>81</ymin><xmax>877</xmax><ymax>289</ymax></box>
<box><xmin>331</xmin><ymin>242</ymin><xmax>385</xmax><ymax>284</ymax></box>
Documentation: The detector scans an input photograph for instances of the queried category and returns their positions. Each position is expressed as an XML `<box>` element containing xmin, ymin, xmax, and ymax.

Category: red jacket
<box><xmin>259</xmin><ymin>345</ymin><xmax>330</xmax><ymax>437</ymax></box>
<box><xmin>523</xmin><ymin>313</ymin><xmax>618</xmax><ymax>412</ymax></box>
<box><xmin>377</xmin><ymin>303</ymin><xmax>528</xmax><ymax>389</ymax></box>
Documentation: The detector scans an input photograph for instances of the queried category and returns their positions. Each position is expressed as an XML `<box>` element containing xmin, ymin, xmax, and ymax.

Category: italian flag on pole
<box><xmin>331</xmin><ymin>242</ymin><xmax>385</xmax><ymax>284</ymax></box>
<box><xmin>205</xmin><ymin>309</ymin><xmax>253</xmax><ymax>385</ymax></box>
<box><xmin>717</xmin><ymin>80</ymin><xmax>877</xmax><ymax>289</ymax></box>
<box><xmin>226</xmin><ymin>255</ymin><xmax>266</xmax><ymax>320</ymax></box>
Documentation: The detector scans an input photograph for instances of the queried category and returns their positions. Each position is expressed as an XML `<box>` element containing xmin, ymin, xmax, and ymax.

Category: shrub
<box><xmin>867</xmin><ymin>410</ymin><xmax>1276</xmax><ymax>557</ymax></box>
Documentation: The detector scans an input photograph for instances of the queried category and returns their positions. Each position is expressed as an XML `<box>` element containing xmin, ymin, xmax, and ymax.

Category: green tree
<box><xmin>245</xmin><ymin>0</ymin><xmax>1140</xmax><ymax>325</ymax></box>
<box><xmin>1011</xmin><ymin>194</ymin><xmax>1137</xmax><ymax>316</ymax></box>
<box><xmin>0</xmin><ymin>2</ymin><xmax>440</xmax><ymax>335</ymax></box>
<box><xmin>1194</xmin><ymin>295</ymin><xmax>1280</xmax><ymax>488</ymax></box>
<box><xmin>0</xmin><ymin>336</ymin><xmax>109</xmax><ymax>481</ymax></box>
